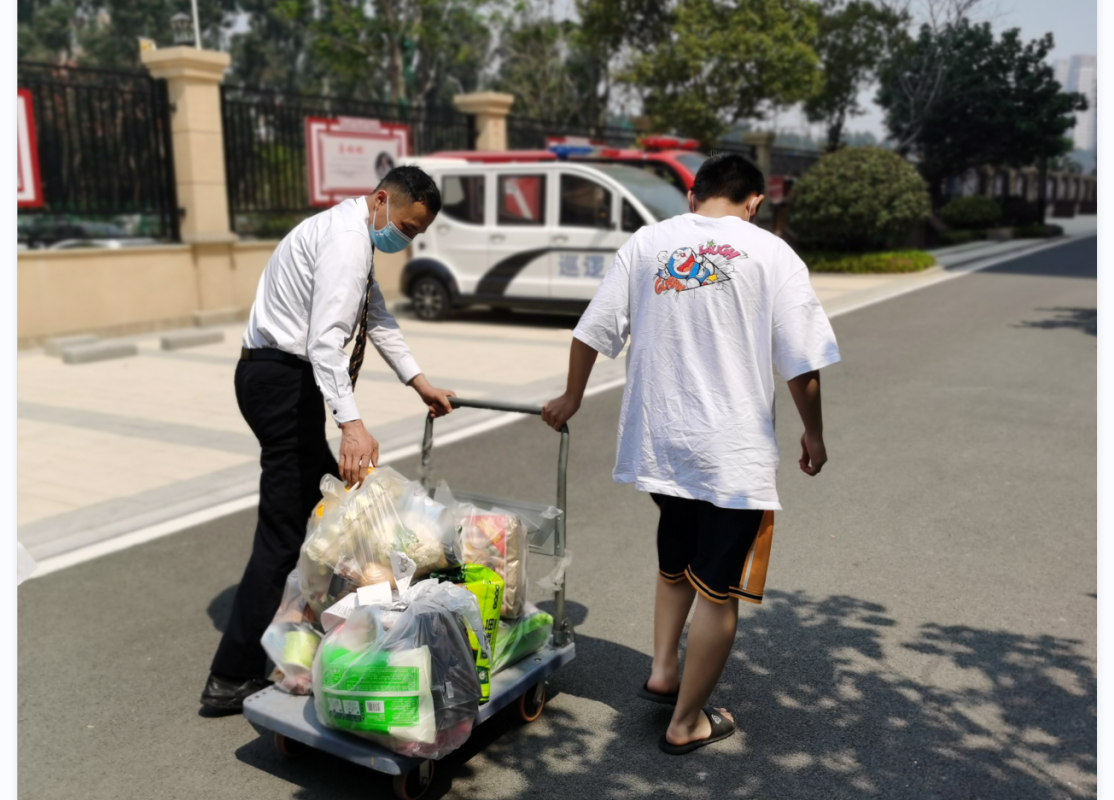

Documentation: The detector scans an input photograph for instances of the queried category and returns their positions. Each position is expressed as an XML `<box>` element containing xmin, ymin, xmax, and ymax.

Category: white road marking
<box><xmin>25</xmin><ymin>235</ymin><xmax>1091</xmax><ymax>579</ymax></box>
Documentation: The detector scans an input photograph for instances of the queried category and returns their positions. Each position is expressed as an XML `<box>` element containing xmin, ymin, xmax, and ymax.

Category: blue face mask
<box><xmin>369</xmin><ymin>195</ymin><xmax>413</xmax><ymax>254</ymax></box>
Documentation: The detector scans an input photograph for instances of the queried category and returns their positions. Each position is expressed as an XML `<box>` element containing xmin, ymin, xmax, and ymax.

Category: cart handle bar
<box><xmin>448</xmin><ymin>396</ymin><xmax>565</xmax><ymax>427</ymax></box>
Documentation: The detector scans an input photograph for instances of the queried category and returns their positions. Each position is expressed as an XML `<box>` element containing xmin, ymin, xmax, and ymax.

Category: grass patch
<box><xmin>802</xmin><ymin>250</ymin><xmax>936</xmax><ymax>274</ymax></box>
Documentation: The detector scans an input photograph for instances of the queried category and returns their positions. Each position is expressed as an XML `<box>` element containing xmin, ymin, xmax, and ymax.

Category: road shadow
<box><xmin>393</xmin><ymin>302</ymin><xmax>581</xmax><ymax>331</ymax></box>
<box><xmin>1016</xmin><ymin>307</ymin><xmax>1096</xmax><ymax>336</ymax></box>
<box><xmin>973</xmin><ymin>236</ymin><xmax>1096</xmax><ymax>280</ymax></box>
<box><xmin>232</xmin><ymin>592</ymin><xmax>1094</xmax><ymax>799</ymax></box>
<box><xmin>208</xmin><ymin>584</ymin><xmax>238</xmax><ymax>632</ymax></box>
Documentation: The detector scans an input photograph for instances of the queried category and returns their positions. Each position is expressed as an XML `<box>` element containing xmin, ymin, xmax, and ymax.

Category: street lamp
<box><xmin>170</xmin><ymin>13</ymin><xmax>194</xmax><ymax>46</ymax></box>
<box><xmin>170</xmin><ymin>0</ymin><xmax>202</xmax><ymax>48</ymax></box>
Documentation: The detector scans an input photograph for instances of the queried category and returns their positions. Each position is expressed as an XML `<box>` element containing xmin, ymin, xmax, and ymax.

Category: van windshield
<box><xmin>587</xmin><ymin>164</ymin><xmax>689</xmax><ymax>222</ymax></box>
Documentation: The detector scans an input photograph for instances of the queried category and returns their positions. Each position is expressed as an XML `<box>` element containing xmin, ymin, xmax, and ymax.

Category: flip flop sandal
<box><xmin>658</xmin><ymin>706</ymin><xmax>737</xmax><ymax>755</ymax></box>
<box><xmin>637</xmin><ymin>680</ymin><xmax>679</xmax><ymax>705</ymax></box>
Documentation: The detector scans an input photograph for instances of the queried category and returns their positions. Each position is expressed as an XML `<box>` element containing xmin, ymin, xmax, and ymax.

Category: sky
<box><xmin>795</xmin><ymin>0</ymin><xmax>1099</xmax><ymax>141</ymax></box>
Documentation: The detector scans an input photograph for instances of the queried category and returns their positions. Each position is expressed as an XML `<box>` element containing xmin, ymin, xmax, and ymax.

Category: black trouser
<box><xmin>210</xmin><ymin>357</ymin><xmax>339</xmax><ymax>680</ymax></box>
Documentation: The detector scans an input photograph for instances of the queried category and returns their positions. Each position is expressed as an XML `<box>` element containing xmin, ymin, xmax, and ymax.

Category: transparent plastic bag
<box><xmin>456</xmin><ymin>505</ymin><xmax>528</xmax><ymax>618</ymax></box>
<box><xmin>300</xmin><ymin>475</ymin><xmax>351</xmax><ymax>616</ymax></box>
<box><xmin>262</xmin><ymin>570</ymin><xmax>322</xmax><ymax>695</ymax></box>
<box><xmin>493</xmin><ymin>604</ymin><xmax>553</xmax><ymax>675</ymax></box>
<box><xmin>313</xmin><ymin>580</ymin><xmax>486</xmax><ymax>760</ymax></box>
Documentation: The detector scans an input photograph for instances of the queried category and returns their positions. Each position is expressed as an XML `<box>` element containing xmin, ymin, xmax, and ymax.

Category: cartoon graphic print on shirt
<box><xmin>654</xmin><ymin>241</ymin><xmax>747</xmax><ymax>295</ymax></box>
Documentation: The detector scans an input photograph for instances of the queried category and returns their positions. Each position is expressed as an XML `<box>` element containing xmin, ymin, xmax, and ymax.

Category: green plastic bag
<box><xmin>493</xmin><ymin>606</ymin><xmax>553</xmax><ymax>674</ymax></box>
<box><xmin>430</xmin><ymin>564</ymin><xmax>504</xmax><ymax>703</ymax></box>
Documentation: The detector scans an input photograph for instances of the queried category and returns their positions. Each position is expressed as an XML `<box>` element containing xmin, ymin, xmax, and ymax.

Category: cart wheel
<box><xmin>392</xmin><ymin>760</ymin><xmax>435</xmax><ymax>800</ymax></box>
<box><xmin>273</xmin><ymin>732</ymin><xmax>304</xmax><ymax>759</ymax></box>
<box><xmin>519</xmin><ymin>681</ymin><xmax>546</xmax><ymax>723</ymax></box>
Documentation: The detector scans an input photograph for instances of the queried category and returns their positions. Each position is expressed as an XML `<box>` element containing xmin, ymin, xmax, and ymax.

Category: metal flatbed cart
<box><xmin>244</xmin><ymin>398</ymin><xmax>575</xmax><ymax>799</ymax></box>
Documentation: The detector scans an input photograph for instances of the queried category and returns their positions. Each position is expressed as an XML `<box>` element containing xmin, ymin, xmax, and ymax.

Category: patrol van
<box><xmin>399</xmin><ymin>157</ymin><xmax>689</xmax><ymax>320</ymax></box>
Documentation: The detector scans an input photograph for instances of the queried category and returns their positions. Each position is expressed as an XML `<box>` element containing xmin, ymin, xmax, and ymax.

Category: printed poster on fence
<box><xmin>17</xmin><ymin>89</ymin><xmax>43</xmax><ymax>208</ymax></box>
<box><xmin>306</xmin><ymin>116</ymin><xmax>411</xmax><ymax>207</ymax></box>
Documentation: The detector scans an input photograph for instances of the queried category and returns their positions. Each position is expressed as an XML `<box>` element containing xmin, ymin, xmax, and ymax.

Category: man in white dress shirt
<box><xmin>201</xmin><ymin>165</ymin><xmax>456</xmax><ymax>712</ymax></box>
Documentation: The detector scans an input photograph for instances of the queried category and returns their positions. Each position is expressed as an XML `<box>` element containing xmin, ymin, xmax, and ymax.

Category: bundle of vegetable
<box><xmin>298</xmin><ymin>468</ymin><xmax>457</xmax><ymax>615</ymax></box>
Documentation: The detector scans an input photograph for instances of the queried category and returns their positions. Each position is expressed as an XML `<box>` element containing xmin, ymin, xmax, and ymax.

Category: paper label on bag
<box><xmin>321</xmin><ymin>592</ymin><xmax>359</xmax><ymax>632</ymax></box>
<box><xmin>356</xmin><ymin>582</ymin><xmax>393</xmax><ymax>607</ymax></box>
<box><xmin>389</xmin><ymin>551</ymin><xmax>418</xmax><ymax>595</ymax></box>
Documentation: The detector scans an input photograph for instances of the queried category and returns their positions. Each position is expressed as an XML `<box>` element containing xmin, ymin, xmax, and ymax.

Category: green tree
<box><xmin>269</xmin><ymin>0</ymin><xmax>492</xmax><ymax>109</ymax></box>
<box><xmin>575</xmin><ymin>0</ymin><xmax>671</xmax><ymax>126</ymax></box>
<box><xmin>622</xmin><ymin>0</ymin><xmax>823</xmax><ymax>147</ymax></box>
<box><xmin>804</xmin><ymin>0</ymin><xmax>908</xmax><ymax>151</ymax></box>
<box><xmin>877</xmin><ymin>20</ymin><xmax>1088</xmax><ymax>199</ymax></box>
<box><xmin>490</xmin><ymin>9</ymin><xmax>597</xmax><ymax>123</ymax></box>
<box><xmin>18</xmin><ymin>0</ymin><xmax>233</xmax><ymax>68</ymax></box>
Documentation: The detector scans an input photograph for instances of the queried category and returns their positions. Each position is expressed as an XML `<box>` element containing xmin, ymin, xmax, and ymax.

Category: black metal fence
<box><xmin>771</xmin><ymin>148</ymin><xmax>822</xmax><ymax>178</ymax></box>
<box><xmin>222</xmin><ymin>87</ymin><xmax>473</xmax><ymax>237</ymax></box>
<box><xmin>17</xmin><ymin>62</ymin><xmax>179</xmax><ymax>246</ymax></box>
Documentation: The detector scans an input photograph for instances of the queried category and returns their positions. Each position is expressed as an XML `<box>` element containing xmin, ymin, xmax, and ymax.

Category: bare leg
<box><xmin>648</xmin><ymin>576</ymin><xmax>696</xmax><ymax>694</ymax></box>
<box><xmin>665</xmin><ymin>593</ymin><xmax>739</xmax><ymax>745</ymax></box>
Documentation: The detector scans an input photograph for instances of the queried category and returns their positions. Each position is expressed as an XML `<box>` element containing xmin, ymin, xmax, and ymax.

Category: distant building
<box><xmin>1054</xmin><ymin>55</ymin><xmax>1096</xmax><ymax>152</ymax></box>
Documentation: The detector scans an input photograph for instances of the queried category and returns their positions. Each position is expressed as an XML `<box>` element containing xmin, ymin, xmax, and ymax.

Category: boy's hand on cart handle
<box><xmin>542</xmin><ymin>392</ymin><xmax>580</xmax><ymax>431</ymax></box>
<box><xmin>409</xmin><ymin>373</ymin><xmax>456</xmax><ymax>417</ymax></box>
<box><xmin>339</xmin><ymin>419</ymin><xmax>379</xmax><ymax>487</ymax></box>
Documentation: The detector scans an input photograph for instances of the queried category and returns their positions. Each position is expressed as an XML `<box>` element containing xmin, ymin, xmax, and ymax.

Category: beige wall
<box><xmin>17</xmin><ymin>239</ymin><xmax>408</xmax><ymax>349</ymax></box>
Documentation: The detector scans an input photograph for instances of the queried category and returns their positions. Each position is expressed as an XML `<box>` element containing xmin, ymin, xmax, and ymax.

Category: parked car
<box><xmin>399</xmin><ymin>157</ymin><xmax>689</xmax><ymax>320</ymax></box>
<box><xmin>430</xmin><ymin>138</ymin><xmax>709</xmax><ymax>196</ymax></box>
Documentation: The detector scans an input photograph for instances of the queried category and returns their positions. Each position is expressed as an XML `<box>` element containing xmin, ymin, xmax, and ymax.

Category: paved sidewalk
<box><xmin>17</xmin><ymin>221</ymin><xmax>1095</xmax><ymax>561</ymax></box>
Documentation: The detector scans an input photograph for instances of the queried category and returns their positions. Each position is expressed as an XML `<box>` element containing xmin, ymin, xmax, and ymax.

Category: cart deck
<box><xmin>244</xmin><ymin>639</ymin><xmax>575</xmax><ymax>775</ymax></box>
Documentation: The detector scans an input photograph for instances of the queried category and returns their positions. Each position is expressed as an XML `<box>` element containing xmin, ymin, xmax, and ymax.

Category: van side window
<box><xmin>622</xmin><ymin>199</ymin><xmax>647</xmax><ymax>232</ymax></box>
<box><xmin>497</xmin><ymin>175</ymin><xmax>546</xmax><ymax>225</ymax></box>
<box><xmin>560</xmin><ymin>175</ymin><xmax>612</xmax><ymax>228</ymax></box>
<box><xmin>441</xmin><ymin>176</ymin><xmax>485</xmax><ymax>225</ymax></box>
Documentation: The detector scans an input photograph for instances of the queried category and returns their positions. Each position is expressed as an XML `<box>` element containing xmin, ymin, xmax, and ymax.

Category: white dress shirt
<box><xmin>242</xmin><ymin>196</ymin><xmax>421</xmax><ymax>425</ymax></box>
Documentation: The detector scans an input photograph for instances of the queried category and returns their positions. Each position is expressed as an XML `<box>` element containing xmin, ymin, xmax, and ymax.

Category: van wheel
<box><xmin>411</xmin><ymin>276</ymin><xmax>450</xmax><ymax>321</ymax></box>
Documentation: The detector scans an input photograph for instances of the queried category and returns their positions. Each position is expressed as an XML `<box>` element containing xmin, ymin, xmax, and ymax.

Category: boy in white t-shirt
<box><xmin>542</xmin><ymin>153</ymin><xmax>840</xmax><ymax>755</ymax></box>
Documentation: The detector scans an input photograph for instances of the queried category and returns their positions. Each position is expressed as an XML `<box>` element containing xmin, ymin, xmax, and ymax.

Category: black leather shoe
<box><xmin>200</xmin><ymin>674</ymin><xmax>271</xmax><ymax>712</ymax></box>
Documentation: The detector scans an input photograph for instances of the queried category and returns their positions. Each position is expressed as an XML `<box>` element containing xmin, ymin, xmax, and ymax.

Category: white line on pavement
<box><xmin>25</xmin><ymin>235</ymin><xmax>1089</xmax><ymax>579</ymax></box>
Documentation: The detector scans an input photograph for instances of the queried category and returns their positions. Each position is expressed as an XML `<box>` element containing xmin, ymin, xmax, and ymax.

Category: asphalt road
<box><xmin>18</xmin><ymin>236</ymin><xmax>1096</xmax><ymax>800</ymax></box>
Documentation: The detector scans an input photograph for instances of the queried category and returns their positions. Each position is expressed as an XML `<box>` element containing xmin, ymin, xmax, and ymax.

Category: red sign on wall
<box><xmin>306</xmin><ymin>116</ymin><xmax>411</xmax><ymax>207</ymax></box>
<box><xmin>17</xmin><ymin>89</ymin><xmax>43</xmax><ymax>208</ymax></box>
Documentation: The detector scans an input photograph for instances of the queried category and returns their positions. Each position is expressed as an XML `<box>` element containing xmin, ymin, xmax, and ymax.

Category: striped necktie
<box><xmin>348</xmin><ymin>249</ymin><xmax>374</xmax><ymax>388</ymax></box>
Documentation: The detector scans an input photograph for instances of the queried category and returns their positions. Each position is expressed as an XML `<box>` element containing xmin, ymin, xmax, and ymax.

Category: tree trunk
<box><xmin>375</xmin><ymin>0</ymin><xmax>406</xmax><ymax>104</ymax></box>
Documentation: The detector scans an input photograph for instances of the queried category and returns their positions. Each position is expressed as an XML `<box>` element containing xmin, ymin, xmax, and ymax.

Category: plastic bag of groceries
<box><xmin>299</xmin><ymin>469</ymin><xmax>457</xmax><ymax>616</ymax></box>
<box><xmin>493</xmin><ymin>604</ymin><xmax>553</xmax><ymax>675</ymax></box>
<box><xmin>262</xmin><ymin>570</ymin><xmax>322</xmax><ymax>694</ymax></box>
<box><xmin>456</xmin><ymin>507</ymin><xmax>528</xmax><ymax>618</ymax></box>
<box><xmin>312</xmin><ymin>579</ymin><xmax>486</xmax><ymax>760</ymax></box>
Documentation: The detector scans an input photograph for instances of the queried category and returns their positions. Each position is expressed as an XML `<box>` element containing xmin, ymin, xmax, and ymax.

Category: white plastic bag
<box><xmin>262</xmin><ymin>570</ymin><xmax>322</xmax><ymax>695</ymax></box>
<box><xmin>313</xmin><ymin>580</ymin><xmax>486</xmax><ymax>760</ymax></box>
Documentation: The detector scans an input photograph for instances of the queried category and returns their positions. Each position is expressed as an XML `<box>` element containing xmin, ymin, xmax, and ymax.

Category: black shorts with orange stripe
<box><xmin>652</xmin><ymin>493</ymin><xmax>775</xmax><ymax>605</ymax></box>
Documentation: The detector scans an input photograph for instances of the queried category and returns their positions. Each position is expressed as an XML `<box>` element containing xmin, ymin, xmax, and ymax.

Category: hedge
<box><xmin>788</xmin><ymin>147</ymin><xmax>931</xmax><ymax>250</ymax></box>
<box><xmin>940</xmin><ymin>196</ymin><xmax>1002</xmax><ymax>229</ymax></box>
<box><xmin>801</xmin><ymin>250</ymin><xmax>936</xmax><ymax>274</ymax></box>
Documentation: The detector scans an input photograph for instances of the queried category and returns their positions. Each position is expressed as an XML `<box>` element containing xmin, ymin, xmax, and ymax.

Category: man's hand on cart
<box><xmin>409</xmin><ymin>373</ymin><xmax>457</xmax><ymax>418</ymax></box>
<box><xmin>338</xmin><ymin>419</ymin><xmax>379</xmax><ymax>487</ymax></box>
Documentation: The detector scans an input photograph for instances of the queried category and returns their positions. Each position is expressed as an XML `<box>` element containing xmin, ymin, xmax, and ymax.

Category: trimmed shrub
<box><xmin>788</xmin><ymin>147</ymin><xmax>931</xmax><ymax>250</ymax></box>
<box><xmin>940</xmin><ymin>196</ymin><xmax>1002</xmax><ymax>229</ymax></box>
<box><xmin>1013</xmin><ymin>223</ymin><xmax>1064</xmax><ymax>239</ymax></box>
<box><xmin>938</xmin><ymin>229</ymin><xmax>983</xmax><ymax>246</ymax></box>
<box><xmin>801</xmin><ymin>250</ymin><xmax>936</xmax><ymax>274</ymax></box>
<box><xmin>999</xmin><ymin>196</ymin><xmax>1042</xmax><ymax>227</ymax></box>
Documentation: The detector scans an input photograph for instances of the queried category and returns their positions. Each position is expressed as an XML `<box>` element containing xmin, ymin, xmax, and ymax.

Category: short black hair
<box><xmin>692</xmin><ymin>153</ymin><xmax>765</xmax><ymax>204</ymax></box>
<box><xmin>376</xmin><ymin>165</ymin><xmax>442</xmax><ymax>216</ymax></box>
